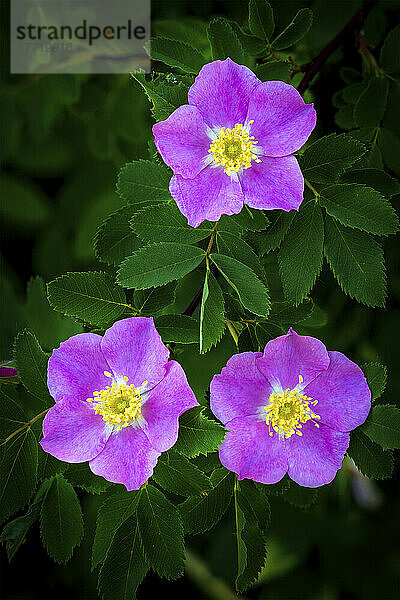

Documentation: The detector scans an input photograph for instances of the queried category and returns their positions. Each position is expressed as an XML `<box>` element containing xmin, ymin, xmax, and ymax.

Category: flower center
<box><xmin>87</xmin><ymin>371</ymin><xmax>147</xmax><ymax>430</ymax></box>
<box><xmin>264</xmin><ymin>375</ymin><xmax>320</xmax><ymax>439</ymax></box>
<box><xmin>208</xmin><ymin>121</ymin><xmax>261</xmax><ymax>176</ymax></box>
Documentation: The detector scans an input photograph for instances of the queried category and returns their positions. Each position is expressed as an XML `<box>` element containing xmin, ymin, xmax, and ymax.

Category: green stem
<box><xmin>305</xmin><ymin>178</ymin><xmax>320</xmax><ymax>199</ymax></box>
<box><xmin>226</xmin><ymin>320</ymin><xmax>239</xmax><ymax>347</ymax></box>
<box><xmin>2</xmin><ymin>408</ymin><xmax>50</xmax><ymax>446</ymax></box>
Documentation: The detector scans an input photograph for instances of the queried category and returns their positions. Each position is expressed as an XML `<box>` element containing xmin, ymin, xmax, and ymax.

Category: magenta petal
<box><xmin>219</xmin><ymin>416</ymin><xmax>288</xmax><ymax>484</ymax></box>
<box><xmin>210</xmin><ymin>352</ymin><xmax>271</xmax><ymax>425</ymax></box>
<box><xmin>48</xmin><ymin>333</ymin><xmax>111</xmax><ymax>403</ymax></box>
<box><xmin>287</xmin><ymin>421</ymin><xmax>349</xmax><ymax>487</ymax></box>
<box><xmin>40</xmin><ymin>400</ymin><xmax>111</xmax><ymax>462</ymax></box>
<box><xmin>188</xmin><ymin>58</ymin><xmax>260</xmax><ymax>129</ymax></box>
<box><xmin>304</xmin><ymin>351</ymin><xmax>371</xmax><ymax>432</ymax></box>
<box><xmin>247</xmin><ymin>81</ymin><xmax>317</xmax><ymax>157</ymax></box>
<box><xmin>89</xmin><ymin>427</ymin><xmax>160</xmax><ymax>490</ymax></box>
<box><xmin>239</xmin><ymin>155</ymin><xmax>304</xmax><ymax>211</ymax></box>
<box><xmin>142</xmin><ymin>360</ymin><xmax>198</xmax><ymax>452</ymax></box>
<box><xmin>101</xmin><ymin>317</ymin><xmax>169</xmax><ymax>388</ymax></box>
<box><xmin>257</xmin><ymin>328</ymin><xmax>330</xmax><ymax>390</ymax></box>
<box><xmin>153</xmin><ymin>105</ymin><xmax>210</xmax><ymax>179</ymax></box>
<box><xmin>170</xmin><ymin>167</ymin><xmax>244</xmax><ymax>227</ymax></box>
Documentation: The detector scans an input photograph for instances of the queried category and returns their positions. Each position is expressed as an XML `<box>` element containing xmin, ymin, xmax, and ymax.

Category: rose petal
<box><xmin>170</xmin><ymin>166</ymin><xmax>244</xmax><ymax>228</ymax></box>
<box><xmin>219</xmin><ymin>415</ymin><xmax>288</xmax><ymax>484</ymax></box>
<box><xmin>287</xmin><ymin>421</ymin><xmax>349</xmax><ymax>487</ymax></box>
<box><xmin>239</xmin><ymin>155</ymin><xmax>304</xmax><ymax>212</ymax></box>
<box><xmin>153</xmin><ymin>105</ymin><xmax>210</xmax><ymax>179</ymax></box>
<box><xmin>210</xmin><ymin>351</ymin><xmax>271</xmax><ymax>425</ymax></box>
<box><xmin>304</xmin><ymin>351</ymin><xmax>371</xmax><ymax>432</ymax></box>
<box><xmin>188</xmin><ymin>58</ymin><xmax>260</xmax><ymax>129</ymax></box>
<box><xmin>47</xmin><ymin>333</ymin><xmax>111</xmax><ymax>403</ymax></box>
<box><xmin>257</xmin><ymin>328</ymin><xmax>330</xmax><ymax>391</ymax></box>
<box><xmin>89</xmin><ymin>427</ymin><xmax>160</xmax><ymax>490</ymax></box>
<box><xmin>101</xmin><ymin>317</ymin><xmax>169</xmax><ymax>388</ymax></box>
<box><xmin>40</xmin><ymin>400</ymin><xmax>111</xmax><ymax>462</ymax></box>
<box><xmin>141</xmin><ymin>360</ymin><xmax>198</xmax><ymax>452</ymax></box>
<box><xmin>247</xmin><ymin>81</ymin><xmax>316</xmax><ymax>157</ymax></box>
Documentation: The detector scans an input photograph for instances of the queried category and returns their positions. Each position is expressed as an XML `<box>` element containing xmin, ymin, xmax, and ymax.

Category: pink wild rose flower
<box><xmin>210</xmin><ymin>329</ymin><xmax>371</xmax><ymax>488</ymax></box>
<box><xmin>153</xmin><ymin>58</ymin><xmax>317</xmax><ymax>227</ymax></box>
<box><xmin>40</xmin><ymin>317</ymin><xmax>198</xmax><ymax>490</ymax></box>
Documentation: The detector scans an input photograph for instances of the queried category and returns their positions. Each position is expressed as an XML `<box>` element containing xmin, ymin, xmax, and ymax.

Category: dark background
<box><xmin>1</xmin><ymin>1</ymin><xmax>399</xmax><ymax>598</ymax></box>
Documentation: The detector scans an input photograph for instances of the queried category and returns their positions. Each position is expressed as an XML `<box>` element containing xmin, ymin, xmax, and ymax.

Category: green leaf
<box><xmin>354</xmin><ymin>78</ymin><xmax>389</xmax><ymax>127</ymax></box>
<box><xmin>38</xmin><ymin>449</ymin><xmax>68</xmax><ymax>481</ymax></box>
<box><xmin>210</xmin><ymin>254</ymin><xmax>270</xmax><ymax>317</ymax></box>
<box><xmin>152</xmin><ymin>450</ymin><xmax>212</xmax><ymax>496</ymax></box>
<box><xmin>200</xmin><ymin>270</ymin><xmax>226</xmax><ymax>353</ymax></box>
<box><xmin>208</xmin><ymin>18</ymin><xmax>245</xmax><ymax>63</ymax></box>
<box><xmin>235</xmin><ymin>480</ymin><xmax>269</xmax><ymax>592</ymax></box>
<box><xmin>231</xmin><ymin>206</ymin><xmax>269</xmax><ymax>232</ymax></box>
<box><xmin>131</xmin><ymin>203</ymin><xmax>212</xmax><ymax>244</ymax></box>
<box><xmin>237</xmin><ymin>479</ymin><xmax>270</xmax><ymax>532</ymax></box>
<box><xmin>94</xmin><ymin>207</ymin><xmax>142</xmax><ymax>266</ymax></box>
<box><xmin>117</xmin><ymin>160</ymin><xmax>171</xmax><ymax>204</ymax></box>
<box><xmin>361</xmin><ymin>405</ymin><xmax>400</xmax><ymax>450</ymax></box>
<box><xmin>340</xmin><ymin>168</ymin><xmax>400</xmax><ymax>198</ymax></box>
<box><xmin>272</xmin><ymin>8</ymin><xmax>313</xmax><ymax>50</ymax></box>
<box><xmin>0</xmin><ymin>386</ymin><xmax>26</xmax><ymax>443</ymax></box>
<box><xmin>0</xmin><ymin>481</ymin><xmax>49</xmax><ymax>561</ymax></box>
<box><xmin>268</xmin><ymin>300</ymin><xmax>314</xmax><ymax>326</ymax></box>
<box><xmin>13</xmin><ymin>330</ymin><xmax>52</xmax><ymax>406</ymax></box>
<box><xmin>138</xmin><ymin>484</ymin><xmax>185</xmax><ymax>579</ymax></box>
<box><xmin>348</xmin><ymin>429</ymin><xmax>393</xmax><ymax>479</ymax></box>
<box><xmin>335</xmin><ymin>104</ymin><xmax>356</xmax><ymax>130</ymax></box>
<box><xmin>148</xmin><ymin>37</ymin><xmax>206</xmax><ymax>74</ymax></box>
<box><xmin>40</xmin><ymin>475</ymin><xmax>84</xmax><ymax>563</ymax></box>
<box><xmin>118</xmin><ymin>243</ymin><xmax>205</xmax><ymax>290</ymax></box>
<box><xmin>179</xmin><ymin>468</ymin><xmax>234</xmax><ymax>534</ymax></box>
<box><xmin>174</xmin><ymin>406</ymin><xmax>226</xmax><ymax>457</ymax></box>
<box><xmin>362</xmin><ymin>362</ymin><xmax>387</xmax><ymax>401</ymax></box>
<box><xmin>92</xmin><ymin>487</ymin><xmax>142</xmax><ymax>570</ymax></box>
<box><xmin>342</xmin><ymin>82</ymin><xmax>366</xmax><ymax>104</ymax></box>
<box><xmin>134</xmin><ymin>282</ymin><xmax>176</xmax><ymax>315</ymax></box>
<box><xmin>24</xmin><ymin>276</ymin><xmax>83</xmax><ymax>352</ymax></box>
<box><xmin>378</xmin><ymin>128</ymin><xmax>400</xmax><ymax>177</ymax></box>
<box><xmin>248</xmin><ymin>0</ymin><xmax>274</xmax><ymax>41</ymax></box>
<box><xmin>0</xmin><ymin>428</ymin><xmax>38</xmax><ymax>525</ymax></box>
<box><xmin>47</xmin><ymin>272</ymin><xmax>127</xmax><ymax>327</ymax></box>
<box><xmin>255</xmin><ymin>61</ymin><xmax>291</xmax><ymax>82</ymax></box>
<box><xmin>65</xmin><ymin>463</ymin><xmax>111</xmax><ymax>494</ymax></box>
<box><xmin>132</xmin><ymin>71</ymin><xmax>189</xmax><ymax>121</ymax></box>
<box><xmin>228</xmin><ymin>21</ymin><xmax>266</xmax><ymax>57</ymax></box>
<box><xmin>340</xmin><ymin>67</ymin><xmax>362</xmax><ymax>85</ymax></box>
<box><xmin>155</xmin><ymin>314</ymin><xmax>199</xmax><ymax>344</ymax></box>
<box><xmin>216</xmin><ymin>231</ymin><xmax>265</xmax><ymax>279</ymax></box>
<box><xmin>255</xmin><ymin>476</ymin><xmax>291</xmax><ymax>496</ymax></box>
<box><xmin>278</xmin><ymin>200</ymin><xmax>324</xmax><ymax>304</ymax></box>
<box><xmin>380</xmin><ymin>25</ymin><xmax>400</xmax><ymax>75</ymax></box>
<box><xmin>299</xmin><ymin>134</ymin><xmax>366</xmax><ymax>184</ymax></box>
<box><xmin>319</xmin><ymin>184</ymin><xmax>399</xmax><ymax>236</ymax></box>
<box><xmin>324</xmin><ymin>217</ymin><xmax>386</xmax><ymax>307</ymax></box>
<box><xmin>98</xmin><ymin>514</ymin><xmax>149</xmax><ymax>600</ymax></box>
<box><xmin>250</xmin><ymin>210</ymin><xmax>295</xmax><ymax>255</ymax></box>
<box><xmin>284</xmin><ymin>482</ymin><xmax>318</xmax><ymax>508</ymax></box>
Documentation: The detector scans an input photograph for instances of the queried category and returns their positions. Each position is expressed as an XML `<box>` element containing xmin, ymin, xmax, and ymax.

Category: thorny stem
<box><xmin>183</xmin><ymin>1</ymin><xmax>375</xmax><ymax>318</ymax></box>
<box><xmin>3</xmin><ymin>408</ymin><xmax>50</xmax><ymax>445</ymax></box>
<box><xmin>297</xmin><ymin>0</ymin><xmax>376</xmax><ymax>94</ymax></box>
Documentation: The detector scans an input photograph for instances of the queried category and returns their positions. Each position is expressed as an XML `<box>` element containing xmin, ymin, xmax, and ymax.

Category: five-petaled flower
<box><xmin>210</xmin><ymin>329</ymin><xmax>371</xmax><ymax>487</ymax></box>
<box><xmin>40</xmin><ymin>317</ymin><xmax>198</xmax><ymax>490</ymax></box>
<box><xmin>153</xmin><ymin>58</ymin><xmax>316</xmax><ymax>227</ymax></box>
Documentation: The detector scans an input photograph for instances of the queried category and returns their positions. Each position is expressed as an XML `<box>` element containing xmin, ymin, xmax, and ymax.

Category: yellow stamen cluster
<box><xmin>209</xmin><ymin>121</ymin><xmax>261</xmax><ymax>175</ymax></box>
<box><xmin>87</xmin><ymin>371</ymin><xmax>147</xmax><ymax>430</ymax></box>
<box><xmin>264</xmin><ymin>375</ymin><xmax>320</xmax><ymax>439</ymax></box>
